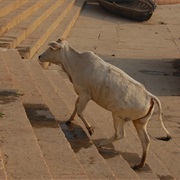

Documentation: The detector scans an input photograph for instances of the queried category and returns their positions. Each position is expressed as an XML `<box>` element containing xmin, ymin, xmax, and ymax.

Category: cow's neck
<box><xmin>61</xmin><ymin>43</ymin><xmax>81</xmax><ymax>82</ymax></box>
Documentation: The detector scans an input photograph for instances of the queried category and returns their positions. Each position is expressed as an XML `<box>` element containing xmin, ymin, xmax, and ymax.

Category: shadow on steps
<box><xmin>60</xmin><ymin>121</ymin><xmax>93</xmax><ymax>153</ymax></box>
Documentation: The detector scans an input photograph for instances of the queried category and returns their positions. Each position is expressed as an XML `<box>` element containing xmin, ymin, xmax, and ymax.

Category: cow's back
<box><xmin>71</xmin><ymin>52</ymin><xmax>151</xmax><ymax>120</ymax></box>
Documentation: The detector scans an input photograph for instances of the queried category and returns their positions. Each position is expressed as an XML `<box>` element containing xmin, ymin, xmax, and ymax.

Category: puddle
<box><xmin>0</xmin><ymin>89</ymin><xmax>20</xmax><ymax>104</ymax></box>
<box><xmin>24</xmin><ymin>104</ymin><xmax>58</xmax><ymax>128</ymax></box>
<box><xmin>24</xmin><ymin>103</ymin><xmax>93</xmax><ymax>152</ymax></box>
<box><xmin>60</xmin><ymin>121</ymin><xmax>93</xmax><ymax>153</ymax></box>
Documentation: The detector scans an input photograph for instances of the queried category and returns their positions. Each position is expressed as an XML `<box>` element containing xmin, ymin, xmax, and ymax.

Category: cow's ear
<box><xmin>48</xmin><ymin>41</ymin><xmax>61</xmax><ymax>50</ymax></box>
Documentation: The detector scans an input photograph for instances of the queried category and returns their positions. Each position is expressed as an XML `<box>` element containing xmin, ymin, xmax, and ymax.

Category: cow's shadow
<box><xmin>93</xmin><ymin>138</ymin><xmax>152</xmax><ymax>172</ymax></box>
<box><xmin>59</xmin><ymin>121</ymin><xmax>93</xmax><ymax>153</ymax></box>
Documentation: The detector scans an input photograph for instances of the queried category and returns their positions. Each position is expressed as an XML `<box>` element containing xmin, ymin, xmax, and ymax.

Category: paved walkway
<box><xmin>67</xmin><ymin>2</ymin><xmax>180</xmax><ymax>96</ymax></box>
<box><xmin>156</xmin><ymin>0</ymin><xmax>180</xmax><ymax>5</ymax></box>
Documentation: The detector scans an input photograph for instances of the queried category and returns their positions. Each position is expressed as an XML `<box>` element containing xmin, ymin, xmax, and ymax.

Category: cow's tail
<box><xmin>150</xmin><ymin>93</ymin><xmax>172</xmax><ymax>141</ymax></box>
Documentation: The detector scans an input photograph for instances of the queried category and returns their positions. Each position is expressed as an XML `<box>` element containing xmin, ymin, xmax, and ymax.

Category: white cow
<box><xmin>39</xmin><ymin>39</ymin><xmax>171</xmax><ymax>169</ymax></box>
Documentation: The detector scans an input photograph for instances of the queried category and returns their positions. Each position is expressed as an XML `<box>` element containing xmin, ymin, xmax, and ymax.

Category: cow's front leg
<box><xmin>66</xmin><ymin>99</ymin><xmax>78</xmax><ymax>125</ymax></box>
<box><xmin>76</xmin><ymin>95</ymin><xmax>94</xmax><ymax>135</ymax></box>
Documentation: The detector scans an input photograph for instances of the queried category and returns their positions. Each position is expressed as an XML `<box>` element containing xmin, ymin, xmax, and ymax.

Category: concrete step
<box><xmin>16</xmin><ymin>0</ymin><xmax>77</xmax><ymax>59</ymax></box>
<box><xmin>23</xmin><ymin>59</ymin><xmax>115</xmax><ymax>179</ymax></box>
<box><xmin>0</xmin><ymin>90</ymin><xmax>52</xmax><ymax>180</ymax></box>
<box><xmin>54</xmin><ymin>0</ymin><xmax>86</xmax><ymax>40</ymax></box>
<box><xmin>2</xmin><ymin>49</ymin><xmax>87</xmax><ymax>179</ymax></box>
<box><xmin>0</xmin><ymin>0</ymin><xmax>29</xmax><ymax>18</ymax></box>
<box><xmin>0</xmin><ymin>49</ymin><xmax>51</xmax><ymax>179</ymax></box>
<box><xmin>0</xmin><ymin>149</ymin><xmax>7</xmax><ymax>179</ymax></box>
<box><xmin>0</xmin><ymin>0</ymin><xmax>64</xmax><ymax>49</ymax></box>
<box><xmin>32</xmin><ymin>0</ymin><xmax>86</xmax><ymax>61</ymax></box>
<box><xmin>45</xmin><ymin>69</ymin><xmax>140</xmax><ymax>179</ymax></box>
<box><xmin>0</xmin><ymin>50</ymin><xmax>10</xmax><ymax>179</ymax></box>
<box><xmin>0</xmin><ymin>49</ymin><xmax>12</xmax><ymax>89</ymax></box>
<box><xmin>0</xmin><ymin>0</ymin><xmax>85</xmax><ymax>60</ymax></box>
<box><xmin>0</xmin><ymin>0</ymin><xmax>45</xmax><ymax>36</ymax></box>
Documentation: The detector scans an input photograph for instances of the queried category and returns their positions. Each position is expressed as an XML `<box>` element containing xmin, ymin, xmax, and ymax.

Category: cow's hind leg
<box><xmin>98</xmin><ymin>113</ymin><xmax>126</xmax><ymax>147</ymax></box>
<box><xmin>132</xmin><ymin>105</ymin><xmax>154</xmax><ymax>170</ymax></box>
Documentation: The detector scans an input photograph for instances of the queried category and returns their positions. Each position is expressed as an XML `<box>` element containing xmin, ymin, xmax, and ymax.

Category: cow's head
<box><xmin>38</xmin><ymin>39</ymin><xmax>65</xmax><ymax>65</ymax></box>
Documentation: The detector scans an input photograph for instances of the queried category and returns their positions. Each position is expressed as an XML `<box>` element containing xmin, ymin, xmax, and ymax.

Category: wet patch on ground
<box><xmin>24</xmin><ymin>103</ymin><xmax>93</xmax><ymax>152</ymax></box>
<box><xmin>24</xmin><ymin>104</ymin><xmax>58</xmax><ymax>128</ymax></box>
<box><xmin>0</xmin><ymin>89</ymin><xmax>21</xmax><ymax>104</ymax></box>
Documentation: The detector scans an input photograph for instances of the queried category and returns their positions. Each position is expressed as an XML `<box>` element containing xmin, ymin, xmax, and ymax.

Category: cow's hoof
<box><xmin>97</xmin><ymin>140</ymin><xmax>108</xmax><ymax>148</ymax></box>
<box><xmin>66</xmin><ymin>120</ymin><xmax>72</xmax><ymax>125</ymax></box>
<box><xmin>88</xmin><ymin>126</ymin><xmax>94</xmax><ymax>136</ymax></box>
<box><xmin>132</xmin><ymin>164</ymin><xmax>143</xmax><ymax>171</ymax></box>
<box><xmin>97</xmin><ymin>142</ymin><xmax>103</xmax><ymax>148</ymax></box>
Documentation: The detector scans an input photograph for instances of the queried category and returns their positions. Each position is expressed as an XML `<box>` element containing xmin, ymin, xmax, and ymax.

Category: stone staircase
<box><xmin>0</xmin><ymin>0</ymin><xmax>179</xmax><ymax>179</ymax></box>
<box><xmin>0</xmin><ymin>0</ymin><xmax>85</xmax><ymax>59</ymax></box>
<box><xmin>1</xmin><ymin>47</ymin><xmax>178</xmax><ymax>179</ymax></box>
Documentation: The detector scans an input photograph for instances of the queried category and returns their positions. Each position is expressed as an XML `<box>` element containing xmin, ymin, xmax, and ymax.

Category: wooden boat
<box><xmin>98</xmin><ymin>0</ymin><xmax>156</xmax><ymax>21</ymax></box>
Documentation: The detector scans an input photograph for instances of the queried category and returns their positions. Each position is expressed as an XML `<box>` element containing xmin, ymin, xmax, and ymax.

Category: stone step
<box><xmin>0</xmin><ymin>0</ymin><xmax>85</xmax><ymax>61</ymax></box>
<box><xmin>32</xmin><ymin>0</ymin><xmax>86</xmax><ymax>62</ymax></box>
<box><xmin>0</xmin><ymin>49</ymin><xmax>51</xmax><ymax>179</ymax></box>
<box><xmin>23</xmin><ymin>59</ymin><xmax>115</xmax><ymax>179</ymax></box>
<box><xmin>0</xmin><ymin>149</ymin><xmax>7</xmax><ymax>179</ymax></box>
<box><xmin>45</xmin><ymin>69</ymin><xmax>140</xmax><ymax>179</ymax></box>
<box><xmin>0</xmin><ymin>0</ymin><xmax>29</xmax><ymax>18</ymax></box>
<box><xmin>16</xmin><ymin>0</ymin><xmax>77</xmax><ymax>59</ymax></box>
<box><xmin>0</xmin><ymin>49</ymin><xmax>12</xmax><ymax>89</ymax></box>
<box><xmin>0</xmin><ymin>0</ymin><xmax>64</xmax><ymax>49</ymax></box>
<box><xmin>2</xmin><ymin>49</ymin><xmax>88</xmax><ymax>179</ymax></box>
<box><xmin>0</xmin><ymin>90</ymin><xmax>52</xmax><ymax>180</ymax></box>
<box><xmin>0</xmin><ymin>50</ymin><xmax>11</xmax><ymax>180</ymax></box>
<box><xmin>57</xmin><ymin>0</ymin><xmax>86</xmax><ymax>40</ymax></box>
<box><xmin>0</xmin><ymin>0</ymin><xmax>46</xmax><ymax>36</ymax></box>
